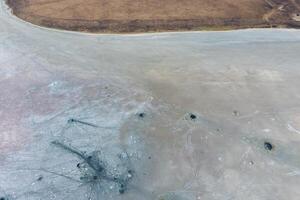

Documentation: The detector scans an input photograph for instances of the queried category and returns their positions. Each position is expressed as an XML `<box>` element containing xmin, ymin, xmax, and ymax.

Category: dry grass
<box><xmin>6</xmin><ymin>0</ymin><xmax>300</xmax><ymax>32</ymax></box>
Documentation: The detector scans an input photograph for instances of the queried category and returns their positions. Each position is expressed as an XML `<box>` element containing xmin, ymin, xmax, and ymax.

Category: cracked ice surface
<box><xmin>2</xmin><ymin>0</ymin><xmax>300</xmax><ymax>199</ymax></box>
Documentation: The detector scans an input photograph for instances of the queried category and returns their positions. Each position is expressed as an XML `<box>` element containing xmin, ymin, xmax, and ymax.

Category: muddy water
<box><xmin>1</xmin><ymin>1</ymin><xmax>300</xmax><ymax>199</ymax></box>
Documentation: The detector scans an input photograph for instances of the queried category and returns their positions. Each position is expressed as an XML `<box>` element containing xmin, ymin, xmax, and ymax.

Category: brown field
<box><xmin>6</xmin><ymin>0</ymin><xmax>300</xmax><ymax>32</ymax></box>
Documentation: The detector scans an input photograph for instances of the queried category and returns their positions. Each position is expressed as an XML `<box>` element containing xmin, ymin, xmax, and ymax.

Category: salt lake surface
<box><xmin>1</xmin><ymin>1</ymin><xmax>300</xmax><ymax>199</ymax></box>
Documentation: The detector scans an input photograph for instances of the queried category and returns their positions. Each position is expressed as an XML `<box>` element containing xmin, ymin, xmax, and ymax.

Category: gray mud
<box><xmin>1</xmin><ymin>0</ymin><xmax>300</xmax><ymax>199</ymax></box>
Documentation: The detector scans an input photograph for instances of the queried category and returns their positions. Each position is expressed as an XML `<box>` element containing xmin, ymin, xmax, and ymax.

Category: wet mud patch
<box><xmin>0</xmin><ymin>77</ymin><xmax>156</xmax><ymax>199</ymax></box>
<box><xmin>51</xmin><ymin>140</ymin><xmax>134</xmax><ymax>195</ymax></box>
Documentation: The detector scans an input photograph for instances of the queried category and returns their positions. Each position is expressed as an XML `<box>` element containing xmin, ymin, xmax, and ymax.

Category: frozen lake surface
<box><xmin>1</xmin><ymin>1</ymin><xmax>300</xmax><ymax>199</ymax></box>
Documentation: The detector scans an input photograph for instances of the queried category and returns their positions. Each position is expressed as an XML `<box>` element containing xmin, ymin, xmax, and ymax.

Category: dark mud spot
<box><xmin>51</xmin><ymin>140</ymin><xmax>133</xmax><ymax>194</ymax></box>
<box><xmin>138</xmin><ymin>112</ymin><xmax>146</xmax><ymax>118</ymax></box>
<box><xmin>119</xmin><ymin>184</ymin><xmax>126</xmax><ymax>194</ymax></box>
<box><xmin>67</xmin><ymin>118</ymin><xmax>76</xmax><ymax>123</ymax></box>
<box><xmin>119</xmin><ymin>188</ymin><xmax>125</xmax><ymax>194</ymax></box>
<box><xmin>190</xmin><ymin>114</ymin><xmax>197</xmax><ymax>120</ymax></box>
<box><xmin>233</xmin><ymin>110</ymin><xmax>239</xmax><ymax>116</ymax></box>
<box><xmin>0</xmin><ymin>197</ymin><xmax>9</xmax><ymax>200</ymax></box>
<box><xmin>37</xmin><ymin>175</ymin><xmax>43</xmax><ymax>181</ymax></box>
<box><xmin>184</xmin><ymin>113</ymin><xmax>200</xmax><ymax>122</ymax></box>
<box><xmin>264</xmin><ymin>142</ymin><xmax>273</xmax><ymax>151</ymax></box>
<box><xmin>189</xmin><ymin>113</ymin><xmax>197</xmax><ymax>120</ymax></box>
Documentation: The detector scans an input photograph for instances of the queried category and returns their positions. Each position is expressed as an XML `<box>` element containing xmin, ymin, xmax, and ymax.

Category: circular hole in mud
<box><xmin>119</xmin><ymin>184</ymin><xmax>125</xmax><ymax>194</ymax></box>
<box><xmin>233</xmin><ymin>110</ymin><xmax>239</xmax><ymax>116</ymax></box>
<box><xmin>138</xmin><ymin>112</ymin><xmax>145</xmax><ymax>118</ymax></box>
<box><xmin>68</xmin><ymin>118</ymin><xmax>75</xmax><ymax>123</ymax></box>
<box><xmin>264</xmin><ymin>142</ymin><xmax>273</xmax><ymax>151</ymax></box>
<box><xmin>119</xmin><ymin>189</ymin><xmax>125</xmax><ymax>194</ymax></box>
<box><xmin>37</xmin><ymin>175</ymin><xmax>43</xmax><ymax>181</ymax></box>
<box><xmin>189</xmin><ymin>113</ymin><xmax>197</xmax><ymax>120</ymax></box>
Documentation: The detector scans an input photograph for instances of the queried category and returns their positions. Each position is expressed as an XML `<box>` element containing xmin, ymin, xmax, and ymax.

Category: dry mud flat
<box><xmin>5</xmin><ymin>0</ymin><xmax>300</xmax><ymax>32</ymax></box>
<box><xmin>2</xmin><ymin>0</ymin><xmax>300</xmax><ymax>200</ymax></box>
